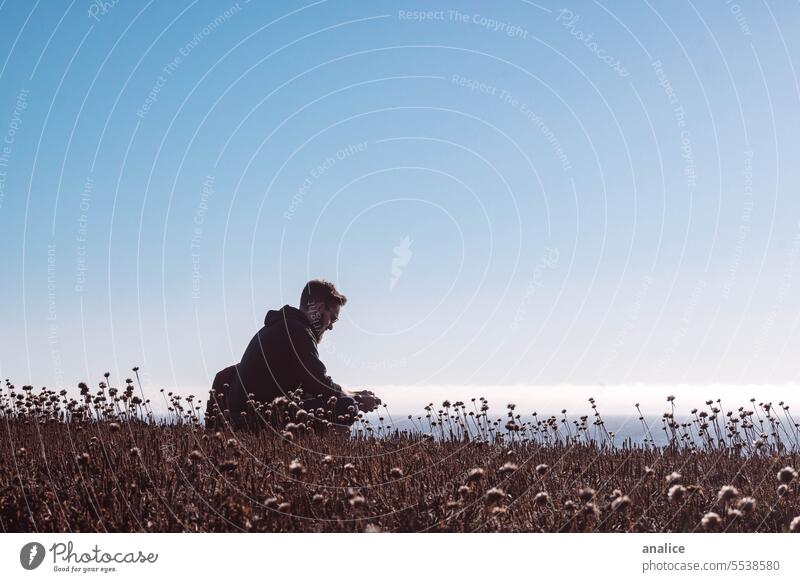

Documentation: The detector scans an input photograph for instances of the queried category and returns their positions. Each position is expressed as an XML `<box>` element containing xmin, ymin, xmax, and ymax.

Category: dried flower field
<box><xmin>2</xmin><ymin>375</ymin><xmax>800</xmax><ymax>533</ymax></box>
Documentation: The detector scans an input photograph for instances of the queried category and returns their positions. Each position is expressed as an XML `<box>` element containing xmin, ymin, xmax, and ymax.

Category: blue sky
<box><xmin>1</xmin><ymin>0</ymin><xmax>799</xmax><ymax>410</ymax></box>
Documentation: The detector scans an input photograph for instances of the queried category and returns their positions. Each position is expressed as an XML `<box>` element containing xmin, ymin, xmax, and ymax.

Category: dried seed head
<box><xmin>498</xmin><ymin>462</ymin><xmax>518</xmax><ymax>476</ymax></box>
<box><xmin>76</xmin><ymin>452</ymin><xmax>90</xmax><ymax>466</ymax></box>
<box><xmin>288</xmin><ymin>458</ymin><xmax>306</xmax><ymax>476</ymax></box>
<box><xmin>611</xmin><ymin>495</ymin><xmax>631</xmax><ymax>512</ymax></box>
<box><xmin>264</xmin><ymin>497</ymin><xmax>279</xmax><ymax>509</ymax></box>
<box><xmin>312</xmin><ymin>493</ymin><xmax>325</xmax><ymax>505</ymax></box>
<box><xmin>389</xmin><ymin>467</ymin><xmax>403</xmax><ymax>479</ymax></box>
<box><xmin>322</xmin><ymin>454</ymin><xmax>333</xmax><ymax>465</ymax></box>
<box><xmin>343</xmin><ymin>462</ymin><xmax>355</xmax><ymax>471</ymax></box>
<box><xmin>578</xmin><ymin>487</ymin><xmax>596</xmax><ymax>502</ymax></box>
<box><xmin>644</xmin><ymin>466</ymin><xmax>655</xmax><ymax>479</ymax></box>
<box><xmin>666</xmin><ymin>471</ymin><xmax>682</xmax><ymax>485</ymax></box>
<box><xmin>219</xmin><ymin>459</ymin><xmax>238</xmax><ymax>472</ymax></box>
<box><xmin>535</xmin><ymin>463</ymin><xmax>549</xmax><ymax>476</ymax></box>
<box><xmin>466</xmin><ymin>467</ymin><xmax>485</xmax><ymax>483</ymax></box>
<box><xmin>458</xmin><ymin>485</ymin><xmax>470</xmax><ymax>497</ymax></box>
<box><xmin>668</xmin><ymin>484</ymin><xmax>686</xmax><ymax>504</ymax></box>
<box><xmin>277</xmin><ymin>502</ymin><xmax>291</xmax><ymax>513</ymax></box>
<box><xmin>189</xmin><ymin>449</ymin><xmax>203</xmax><ymax>461</ymax></box>
<box><xmin>485</xmin><ymin>487</ymin><xmax>506</xmax><ymax>505</ymax></box>
<box><xmin>727</xmin><ymin>508</ymin><xmax>743</xmax><ymax>520</ymax></box>
<box><xmin>534</xmin><ymin>491</ymin><xmax>550</xmax><ymax>506</ymax></box>
<box><xmin>349</xmin><ymin>495</ymin><xmax>365</xmax><ymax>508</ymax></box>
<box><xmin>737</xmin><ymin>496</ymin><xmax>756</xmax><ymax>514</ymax></box>
<box><xmin>701</xmin><ymin>512</ymin><xmax>722</xmax><ymax>531</ymax></box>
<box><xmin>129</xmin><ymin>447</ymin><xmax>141</xmax><ymax>458</ymax></box>
<box><xmin>790</xmin><ymin>516</ymin><xmax>800</xmax><ymax>533</ymax></box>
<box><xmin>109</xmin><ymin>422</ymin><xmax>120</xmax><ymax>432</ymax></box>
<box><xmin>583</xmin><ymin>502</ymin><xmax>601</xmax><ymax>519</ymax></box>
<box><xmin>717</xmin><ymin>485</ymin><xmax>739</xmax><ymax>503</ymax></box>
<box><xmin>778</xmin><ymin>466</ymin><xmax>798</xmax><ymax>484</ymax></box>
<box><xmin>778</xmin><ymin>484</ymin><xmax>789</xmax><ymax>497</ymax></box>
<box><xmin>225</xmin><ymin>438</ymin><xmax>238</xmax><ymax>449</ymax></box>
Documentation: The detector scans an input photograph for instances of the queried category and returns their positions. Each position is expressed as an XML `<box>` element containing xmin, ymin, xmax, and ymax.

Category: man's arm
<box><xmin>289</xmin><ymin>324</ymin><xmax>344</xmax><ymax>400</ymax></box>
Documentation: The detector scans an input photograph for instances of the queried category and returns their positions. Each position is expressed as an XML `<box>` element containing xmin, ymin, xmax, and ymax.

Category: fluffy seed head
<box><xmin>611</xmin><ymin>495</ymin><xmax>631</xmax><ymax>512</ymax></box>
<box><xmin>737</xmin><ymin>496</ymin><xmax>756</xmax><ymax>514</ymax></box>
<box><xmin>535</xmin><ymin>463</ymin><xmax>549</xmax><ymax>476</ymax></box>
<box><xmin>485</xmin><ymin>487</ymin><xmax>506</xmax><ymax>505</ymax></box>
<box><xmin>666</xmin><ymin>471</ymin><xmax>682</xmax><ymax>485</ymax></box>
<box><xmin>668</xmin><ymin>484</ymin><xmax>686</xmax><ymax>504</ymax></box>
<box><xmin>498</xmin><ymin>462</ymin><xmax>518</xmax><ymax>476</ymax></box>
<box><xmin>467</xmin><ymin>467</ymin><xmax>485</xmax><ymax>483</ymax></box>
<box><xmin>288</xmin><ymin>458</ymin><xmax>306</xmax><ymax>476</ymax></box>
<box><xmin>219</xmin><ymin>459</ymin><xmax>238</xmax><ymax>472</ymax></box>
<box><xmin>778</xmin><ymin>466</ymin><xmax>798</xmax><ymax>484</ymax></box>
<box><xmin>701</xmin><ymin>512</ymin><xmax>721</xmax><ymax>531</ymax></box>
<box><xmin>717</xmin><ymin>485</ymin><xmax>739</xmax><ymax>503</ymax></box>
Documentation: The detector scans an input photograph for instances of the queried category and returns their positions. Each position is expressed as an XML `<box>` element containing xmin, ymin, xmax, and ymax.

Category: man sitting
<box><xmin>216</xmin><ymin>279</ymin><xmax>379</xmax><ymax>430</ymax></box>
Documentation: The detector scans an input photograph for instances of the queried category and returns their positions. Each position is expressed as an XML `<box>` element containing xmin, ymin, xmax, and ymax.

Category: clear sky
<box><xmin>1</xmin><ymin>1</ymin><xmax>799</xmax><ymax>412</ymax></box>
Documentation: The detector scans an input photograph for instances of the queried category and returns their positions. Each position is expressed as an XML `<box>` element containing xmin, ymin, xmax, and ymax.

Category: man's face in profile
<box><xmin>307</xmin><ymin>302</ymin><xmax>340</xmax><ymax>342</ymax></box>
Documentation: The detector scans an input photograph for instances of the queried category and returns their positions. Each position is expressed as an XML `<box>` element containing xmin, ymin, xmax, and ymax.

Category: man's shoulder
<box><xmin>261</xmin><ymin>314</ymin><xmax>314</xmax><ymax>340</ymax></box>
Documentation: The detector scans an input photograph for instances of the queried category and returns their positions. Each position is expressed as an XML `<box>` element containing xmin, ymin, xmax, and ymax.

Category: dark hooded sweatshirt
<box><xmin>225</xmin><ymin>305</ymin><xmax>343</xmax><ymax>419</ymax></box>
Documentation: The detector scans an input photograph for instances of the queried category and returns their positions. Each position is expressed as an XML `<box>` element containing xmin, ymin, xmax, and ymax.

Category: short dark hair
<box><xmin>300</xmin><ymin>279</ymin><xmax>347</xmax><ymax>310</ymax></box>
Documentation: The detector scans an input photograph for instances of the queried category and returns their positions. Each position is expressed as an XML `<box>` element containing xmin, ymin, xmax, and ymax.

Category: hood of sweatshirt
<box><xmin>264</xmin><ymin>304</ymin><xmax>312</xmax><ymax>329</ymax></box>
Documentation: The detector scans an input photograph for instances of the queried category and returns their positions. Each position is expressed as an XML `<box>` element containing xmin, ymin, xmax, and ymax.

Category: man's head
<box><xmin>299</xmin><ymin>279</ymin><xmax>347</xmax><ymax>341</ymax></box>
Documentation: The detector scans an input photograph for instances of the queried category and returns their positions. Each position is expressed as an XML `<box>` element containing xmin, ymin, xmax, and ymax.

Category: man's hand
<box><xmin>351</xmin><ymin>389</ymin><xmax>381</xmax><ymax>413</ymax></box>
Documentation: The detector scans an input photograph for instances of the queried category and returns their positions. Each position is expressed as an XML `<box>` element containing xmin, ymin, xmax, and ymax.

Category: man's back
<box><xmin>227</xmin><ymin>304</ymin><xmax>343</xmax><ymax>420</ymax></box>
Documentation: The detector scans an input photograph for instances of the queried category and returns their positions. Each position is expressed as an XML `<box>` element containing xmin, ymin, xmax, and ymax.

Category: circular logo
<box><xmin>20</xmin><ymin>542</ymin><xmax>46</xmax><ymax>570</ymax></box>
